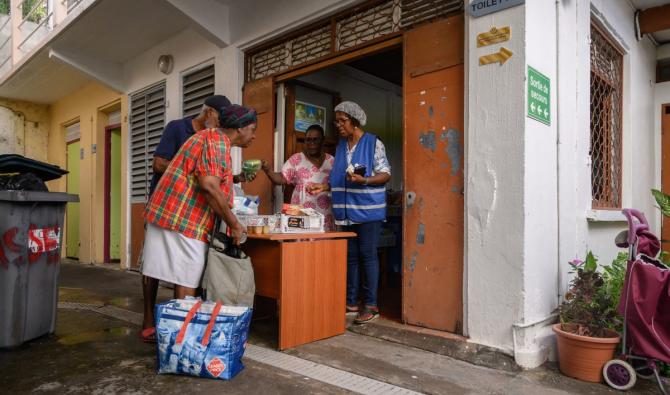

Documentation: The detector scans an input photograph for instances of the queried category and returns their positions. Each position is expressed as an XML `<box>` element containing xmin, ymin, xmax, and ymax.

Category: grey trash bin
<box><xmin>0</xmin><ymin>190</ymin><xmax>78</xmax><ymax>348</ymax></box>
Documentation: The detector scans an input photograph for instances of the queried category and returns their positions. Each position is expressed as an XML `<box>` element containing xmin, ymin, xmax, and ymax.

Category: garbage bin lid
<box><xmin>0</xmin><ymin>154</ymin><xmax>68</xmax><ymax>181</ymax></box>
<box><xmin>0</xmin><ymin>190</ymin><xmax>79</xmax><ymax>202</ymax></box>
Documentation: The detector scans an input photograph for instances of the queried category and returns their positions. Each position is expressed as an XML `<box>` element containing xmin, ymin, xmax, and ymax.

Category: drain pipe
<box><xmin>555</xmin><ymin>0</ymin><xmax>562</xmax><ymax>307</ymax></box>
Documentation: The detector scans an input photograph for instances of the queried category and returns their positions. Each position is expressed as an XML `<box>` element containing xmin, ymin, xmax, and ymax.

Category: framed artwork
<box><xmin>294</xmin><ymin>100</ymin><xmax>326</xmax><ymax>132</ymax></box>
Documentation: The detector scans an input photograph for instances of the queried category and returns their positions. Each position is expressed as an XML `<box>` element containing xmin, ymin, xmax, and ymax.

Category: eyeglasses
<box><xmin>333</xmin><ymin>117</ymin><xmax>350</xmax><ymax>126</ymax></box>
<box><xmin>304</xmin><ymin>137</ymin><xmax>323</xmax><ymax>143</ymax></box>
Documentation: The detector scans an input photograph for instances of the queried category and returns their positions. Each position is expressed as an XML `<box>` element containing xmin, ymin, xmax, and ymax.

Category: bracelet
<box><xmin>364</xmin><ymin>177</ymin><xmax>368</xmax><ymax>185</ymax></box>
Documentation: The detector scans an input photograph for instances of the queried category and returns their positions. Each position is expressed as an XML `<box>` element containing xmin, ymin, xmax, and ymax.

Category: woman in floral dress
<box><xmin>261</xmin><ymin>124</ymin><xmax>335</xmax><ymax>230</ymax></box>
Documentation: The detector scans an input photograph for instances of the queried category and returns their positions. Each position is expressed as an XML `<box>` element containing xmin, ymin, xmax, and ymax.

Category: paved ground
<box><xmin>0</xmin><ymin>261</ymin><xmax>664</xmax><ymax>394</ymax></box>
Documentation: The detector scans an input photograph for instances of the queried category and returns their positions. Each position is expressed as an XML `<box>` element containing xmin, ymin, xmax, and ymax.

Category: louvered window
<box><xmin>130</xmin><ymin>82</ymin><xmax>166</xmax><ymax>203</ymax></box>
<box><xmin>182</xmin><ymin>64</ymin><xmax>215</xmax><ymax>118</ymax></box>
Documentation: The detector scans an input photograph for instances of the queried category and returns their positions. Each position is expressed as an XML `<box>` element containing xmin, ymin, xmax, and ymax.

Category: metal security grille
<box><xmin>246</xmin><ymin>0</ymin><xmax>463</xmax><ymax>81</ymax></box>
<box><xmin>130</xmin><ymin>82</ymin><xmax>166</xmax><ymax>203</ymax></box>
<box><xmin>590</xmin><ymin>24</ymin><xmax>623</xmax><ymax>209</ymax></box>
<box><xmin>182</xmin><ymin>63</ymin><xmax>215</xmax><ymax>118</ymax></box>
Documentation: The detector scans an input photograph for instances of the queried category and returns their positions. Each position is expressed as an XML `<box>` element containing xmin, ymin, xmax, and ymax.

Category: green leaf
<box><xmin>584</xmin><ymin>251</ymin><xmax>597</xmax><ymax>272</ymax></box>
<box><xmin>652</xmin><ymin>189</ymin><xmax>670</xmax><ymax>218</ymax></box>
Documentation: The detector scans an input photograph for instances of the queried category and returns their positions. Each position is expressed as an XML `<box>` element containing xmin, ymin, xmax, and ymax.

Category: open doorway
<box><xmin>278</xmin><ymin>46</ymin><xmax>405</xmax><ymax>320</ymax></box>
<box><xmin>65</xmin><ymin>122</ymin><xmax>81</xmax><ymax>260</ymax></box>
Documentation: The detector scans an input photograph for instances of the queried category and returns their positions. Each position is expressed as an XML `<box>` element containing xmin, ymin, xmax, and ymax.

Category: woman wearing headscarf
<box><xmin>308</xmin><ymin>101</ymin><xmax>391</xmax><ymax>324</ymax></box>
<box><xmin>261</xmin><ymin>124</ymin><xmax>335</xmax><ymax>231</ymax></box>
<box><xmin>140</xmin><ymin>104</ymin><xmax>257</xmax><ymax>342</ymax></box>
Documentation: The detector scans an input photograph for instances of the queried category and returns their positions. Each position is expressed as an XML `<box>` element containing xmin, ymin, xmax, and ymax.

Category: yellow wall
<box><xmin>48</xmin><ymin>81</ymin><xmax>128</xmax><ymax>267</ymax></box>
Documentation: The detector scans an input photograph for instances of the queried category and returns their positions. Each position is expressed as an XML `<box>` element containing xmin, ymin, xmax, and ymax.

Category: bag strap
<box><xmin>200</xmin><ymin>300</ymin><xmax>223</xmax><ymax>347</ymax></box>
<box><xmin>175</xmin><ymin>300</ymin><xmax>203</xmax><ymax>345</ymax></box>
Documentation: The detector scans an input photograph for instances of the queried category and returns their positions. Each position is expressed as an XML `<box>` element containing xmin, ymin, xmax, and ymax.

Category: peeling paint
<box><xmin>416</xmin><ymin>223</ymin><xmax>425</xmax><ymax>245</ymax></box>
<box><xmin>419</xmin><ymin>130</ymin><xmax>436</xmax><ymax>152</ymax></box>
<box><xmin>408</xmin><ymin>251</ymin><xmax>418</xmax><ymax>272</ymax></box>
<box><xmin>444</xmin><ymin>128</ymin><xmax>462</xmax><ymax>175</ymax></box>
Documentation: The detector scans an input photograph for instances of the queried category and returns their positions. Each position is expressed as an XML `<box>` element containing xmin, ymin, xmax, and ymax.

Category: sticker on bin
<box><xmin>28</xmin><ymin>226</ymin><xmax>60</xmax><ymax>254</ymax></box>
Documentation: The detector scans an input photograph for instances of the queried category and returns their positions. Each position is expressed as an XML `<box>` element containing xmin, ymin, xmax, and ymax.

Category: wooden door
<box><xmin>402</xmin><ymin>16</ymin><xmax>464</xmax><ymax>333</ymax></box>
<box><xmin>106</xmin><ymin>128</ymin><xmax>122</xmax><ymax>261</ymax></box>
<box><xmin>662</xmin><ymin>104</ymin><xmax>670</xmax><ymax>250</ymax></box>
<box><xmin>243</xmin><ymin>77</ymin><xmax>275</xmax><ymax>214</ymax></box>
<box><xmin>66</xmin><ymin>141</ymin><xmax>81</xmax><ymax>259</ymax></box>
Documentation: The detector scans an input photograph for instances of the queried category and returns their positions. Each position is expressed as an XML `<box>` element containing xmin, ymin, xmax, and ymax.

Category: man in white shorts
<box><xmin>139</xmin><ymin>104</ymin><xmax>257</xmax><ymax>342</ymax></box>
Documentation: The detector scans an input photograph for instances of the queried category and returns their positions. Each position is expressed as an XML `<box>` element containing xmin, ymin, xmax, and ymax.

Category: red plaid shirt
<box><xmin>145</xmin><ymin>128</ymin><xmax>233</xmax><ymax>242</ymax></box>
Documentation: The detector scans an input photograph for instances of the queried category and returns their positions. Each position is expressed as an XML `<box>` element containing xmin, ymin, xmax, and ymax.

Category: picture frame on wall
<box><xmin>294</xmin><ymin>100</ymin><xmax>326</xmax><ymax>132</ymax></box>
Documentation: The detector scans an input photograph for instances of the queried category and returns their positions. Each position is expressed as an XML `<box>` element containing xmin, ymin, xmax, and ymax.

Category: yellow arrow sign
<box><xmin>479</xmin><ymin>47</ymin><xmax>513</xmax><ymax>66</ymax></box>
<box><xmin>477</xmin><ymin>26</ymin><xmax>511</xmax><ymax>47</ymax></box>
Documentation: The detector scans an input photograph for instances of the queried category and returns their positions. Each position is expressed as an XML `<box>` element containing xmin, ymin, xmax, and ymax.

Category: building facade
<box><xmin>0</xmin><ymin>0</ymin><xmax>668</xmax><ymax>369</ymax></box>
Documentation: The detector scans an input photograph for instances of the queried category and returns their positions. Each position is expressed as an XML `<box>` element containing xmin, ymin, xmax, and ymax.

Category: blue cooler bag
<box><xmin>155</xmin><ymin>299</ymin><xmax>252</xmax><ymax>380</ymax></box>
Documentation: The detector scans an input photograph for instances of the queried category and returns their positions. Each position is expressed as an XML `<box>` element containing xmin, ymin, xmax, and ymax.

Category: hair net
<box><xmin>334</xmin><ymin>101</ymin><xmax>366</xmax><ymax>126</ymax></box>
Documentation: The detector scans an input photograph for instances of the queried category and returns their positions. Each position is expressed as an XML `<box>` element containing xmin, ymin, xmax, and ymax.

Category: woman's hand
<box><xmin>307</xmin><ymin>183</ymin><xmax>328</xmax><ymax>195</ymax></box>
<box><xmin>231</xmin><ymin>221</ymin><xmax>247</xmax><ymax>245</ymax></box>
<box><xmin>261</xmin><ymin>160</ymin><xmax>271</xmax><ymax>173</ymax></box>
<box><xmin>348</xmin><ymin>173</ymin><xmax>367</xmax><ymax>184</ymax></box>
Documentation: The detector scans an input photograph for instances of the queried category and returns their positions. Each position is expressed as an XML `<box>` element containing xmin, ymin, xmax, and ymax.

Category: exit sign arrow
<box><xmin>479</xmin><ymin>47</ymin><xmax>513</xmax><ymax>66</ymax></box>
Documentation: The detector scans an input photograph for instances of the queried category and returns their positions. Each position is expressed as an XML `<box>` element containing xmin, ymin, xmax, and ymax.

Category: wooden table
<box><xmin>245</xmin><ymin>232</ymin><xmax>355</xmax><ymax>350</ymax></box>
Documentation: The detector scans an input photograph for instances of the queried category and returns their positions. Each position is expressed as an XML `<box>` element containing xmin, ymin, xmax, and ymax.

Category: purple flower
<box><xmin>568</xmin><ymin>258</ymin><xmax>584</xmax><ymax>267</ymax></box>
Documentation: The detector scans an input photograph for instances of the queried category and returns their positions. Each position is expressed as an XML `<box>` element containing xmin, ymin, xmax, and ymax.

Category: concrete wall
<box><xmin>48</xmin><ymin>81</ymin><xmax>125</xmax><ymax>266</ymax></box>
<box><xmin>465</xmin><ymin>2</ymin><xmax>526</xmax><ymax>357</ymax></box>
<box><xmin>0</xmin><ymin>98</ymin><xmax>49</xmax><ymax>160</ymax></box>
<box><xmin>584</xmin><ymin>1</ymin><xmax>658</xmax><ymax>266</ymax></box>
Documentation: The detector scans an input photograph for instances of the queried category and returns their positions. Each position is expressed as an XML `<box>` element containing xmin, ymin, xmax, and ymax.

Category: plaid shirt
<box><xmin>145</xmin><ymin>128</ymin><xmax>233</xmax><ymax>242</ymax></box>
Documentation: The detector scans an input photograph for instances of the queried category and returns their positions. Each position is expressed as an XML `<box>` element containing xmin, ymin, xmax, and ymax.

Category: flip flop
<box><xmin>140</xmin><ymin>327</ymin><xmax>156</xmax><ymax>343</ymax></box>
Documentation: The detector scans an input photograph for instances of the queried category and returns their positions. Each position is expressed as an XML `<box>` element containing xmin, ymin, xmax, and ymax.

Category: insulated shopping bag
<box><xmin>202</xmin><ymin>226</ymin><xmax>255</xmax><ymax>307</ymax></box>
<box><xmin>155</xmin><ymin>299</ymin><xmax>252</xmax><ymax>380</ymax></box>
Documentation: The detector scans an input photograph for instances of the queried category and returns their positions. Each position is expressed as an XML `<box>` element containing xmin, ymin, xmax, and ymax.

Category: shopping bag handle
<box><xmin>201</xmin><ymin>300</ymin><xmax>223</xmax><ymax>347</ymax></box>
<box><xmin>176</xmin><ymin>300</ymin><xmax>203</xmax><ymax>345</ymax></box>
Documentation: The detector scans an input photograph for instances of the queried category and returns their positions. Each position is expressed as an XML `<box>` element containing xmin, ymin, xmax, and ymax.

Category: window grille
<box><xmin>246</xmin><ymin>0</ymin><xmax>463</xmax><ymax>82</ymax></box>
<box><xmin>129</xmin><ymin>82</ymin><xmax>166</xmax><ymax>203</ymax></box>
<box><xmin>590</xmin><ymin>23</ymin><xmax>623</xmax><ymax>209</ymax></box>
<box><xmin>182</xmin><ymin>63</ymin><xmax>215</xmax><ymax>118</ymax></box>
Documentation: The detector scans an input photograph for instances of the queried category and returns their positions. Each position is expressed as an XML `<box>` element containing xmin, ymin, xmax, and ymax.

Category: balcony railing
<box><xmin>0</xmin><ymin>0</ymin><xmax>86</xmax><ymax>77</ymax></box>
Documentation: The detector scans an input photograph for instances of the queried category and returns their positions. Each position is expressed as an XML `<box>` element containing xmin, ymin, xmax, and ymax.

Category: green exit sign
<box><xmin>527</xmin><ymin>66</ymin><xmax>550</xmax><ymax>125</ymax></box>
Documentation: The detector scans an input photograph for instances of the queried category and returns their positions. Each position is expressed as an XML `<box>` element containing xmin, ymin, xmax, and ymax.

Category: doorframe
<box><xmin>104</xmin><ymin>123</ymin><xmax>121</xmax><ymax>263</ymax></box>
<box><xmin>65</xmin><ymin>138</ymin><xmax>81</xmax><ymax>259</ymax></box>
<box><xmin>662</xmin><ymin>103</ymin><xmax>670</xmax><ymax>249</ymax></box>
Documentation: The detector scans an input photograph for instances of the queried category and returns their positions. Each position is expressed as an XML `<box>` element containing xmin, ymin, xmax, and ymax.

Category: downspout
<box><xmin>555</xmin><ymin>0</ymin><xmax>562</xmax><ymax>307</ymax></box>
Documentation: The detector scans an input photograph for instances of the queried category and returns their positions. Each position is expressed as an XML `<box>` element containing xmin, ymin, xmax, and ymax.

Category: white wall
<box><xmin>228</xmin><ymin>0</ymin><xmax>362</xmax><ymax>48</ymax></box>
<box><xmin>585</xmin><ymin>1</ymin><xmax>658</xmax><ymax>266</ymax></box>
<box><xmin>466</xmin><ymin>4</ymin><xmax>526</xmax><ymax>357</ymax></box>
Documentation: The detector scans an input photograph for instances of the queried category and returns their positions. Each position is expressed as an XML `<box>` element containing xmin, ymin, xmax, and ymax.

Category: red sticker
<box><xmin>207</xmin><ymin>357</ymin><xmax>226</xmax><ymax>377</ymax></box>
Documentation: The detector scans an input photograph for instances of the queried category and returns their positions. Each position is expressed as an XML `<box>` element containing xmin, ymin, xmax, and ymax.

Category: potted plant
<box><xmin>553</xmin><ymin>251</ymin><xmax>621</xmax><ymax>383</ymax></box>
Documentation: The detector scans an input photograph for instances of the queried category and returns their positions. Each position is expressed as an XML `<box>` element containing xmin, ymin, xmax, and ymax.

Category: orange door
<box><xmin>243</xmin><ymin>77</ymin><xmax>276</xmax><ymax>214</ymax></box>
<box><xmin>662</xmin><ymin>104</ymin><xmax>670</xmax><ymax>250</ymax></box>
<box><xmin>402</xmin><ymin>16</ymin><xmax>464</xmax><ymax>333</ymax></box>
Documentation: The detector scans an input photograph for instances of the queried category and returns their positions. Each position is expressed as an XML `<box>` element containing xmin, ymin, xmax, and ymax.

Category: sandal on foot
<box><xmin>354</xmin><ymin>307</ymin><xmax>379</xmax><ymax>324</ymax></box>
<box><xmin>346</xmin><ymin>304</ymin><xmax>359</xmax><ymax>314</ymax></box>
<box><xmin>140</xmin><ymin>327</ymin><xmax>156</xmax><ymax>343</ymax></box>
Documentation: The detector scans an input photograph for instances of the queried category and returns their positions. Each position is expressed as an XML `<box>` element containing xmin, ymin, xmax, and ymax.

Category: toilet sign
<box><xmin>527</xmin><ymin>66</ymin><xmax>550</xmax><ymax>125</ymax></box>
<box><xmin>468</xmin><ymin>0</ymin><xmax>524</xmax><ymax>18</ymax></box>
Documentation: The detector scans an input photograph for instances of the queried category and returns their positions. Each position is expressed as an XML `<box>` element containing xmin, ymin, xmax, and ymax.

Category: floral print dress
<box><xmin>281</xmin><ymin>152</ymin><xmax>335</xmax><ymax>231</ymax></box>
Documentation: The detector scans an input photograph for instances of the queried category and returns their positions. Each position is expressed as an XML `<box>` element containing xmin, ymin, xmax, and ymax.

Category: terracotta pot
<box><xmin>552</xmin><ymin>323</ymin><xmax>620</xmax><ymax>383</ymax></box>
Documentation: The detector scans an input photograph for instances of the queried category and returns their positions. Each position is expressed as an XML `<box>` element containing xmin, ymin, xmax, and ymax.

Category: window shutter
<box><xmin>182</xmin><ymin>64</ymin><xmax>215</xmax><ymax>118</ymax></box>
<box><xmin>130</xmin><ymin>82</ymin><xmax>166</xmax><ymax>203</ymax></box>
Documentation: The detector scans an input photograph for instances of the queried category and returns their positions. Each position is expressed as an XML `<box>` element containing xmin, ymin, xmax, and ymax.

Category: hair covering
<box><xmin>204</xmin><ymin>95</ymin><xmax>231</xmax><ymax>110</ymax></box>
<box><xmin>219</xmin><ymin>104</ymin><xmax>257</xmax><ymax>129</ymax></box>
<box><xmin>334</xmin><ymin>101</ymin><xmax>366</xmax><ymax>126</ymax></box>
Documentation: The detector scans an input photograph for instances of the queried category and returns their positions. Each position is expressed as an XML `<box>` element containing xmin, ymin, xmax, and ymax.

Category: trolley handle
<box><xmin>621</xmin><ymin>208</ymin><xmax>649</xmax><ymax>245</ymax></box>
